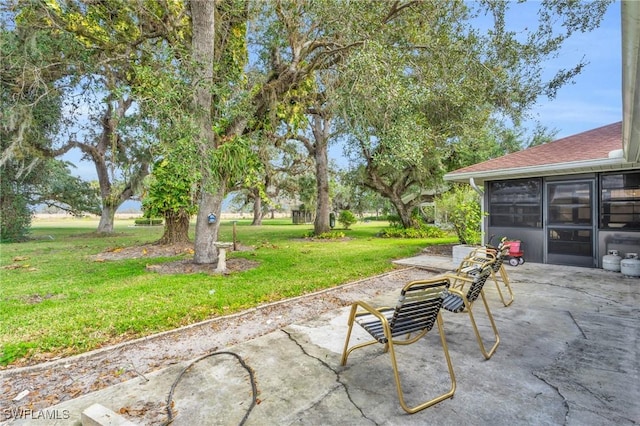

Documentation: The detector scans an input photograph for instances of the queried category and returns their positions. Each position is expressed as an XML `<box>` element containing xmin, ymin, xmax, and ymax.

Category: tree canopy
<box><xmin>1</xmin><ymin>0</ymin><xmax>613</xmax><ymax>248</ymax></box>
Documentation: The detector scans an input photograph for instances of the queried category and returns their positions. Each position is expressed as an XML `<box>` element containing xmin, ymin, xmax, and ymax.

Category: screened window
<box><xmin>547</xmin><ymin>182</ymin><xmax>592</xmax><ymax>225</ymax></box>
<box><xmin>601</xmin><ymin>172</ymin><xmax>640</xmax><ymax>230</ymax></box>
<box><xmin>489</xmin><ymin>178</ymin><xmax>542</xmax><ymax>227</ymax></box>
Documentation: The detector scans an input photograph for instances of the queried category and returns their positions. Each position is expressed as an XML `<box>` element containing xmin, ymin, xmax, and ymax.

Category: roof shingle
<box><xmin>449</xmin><ymin>121</ymin><xmax>622</xmax><ymax>175</ymax></box>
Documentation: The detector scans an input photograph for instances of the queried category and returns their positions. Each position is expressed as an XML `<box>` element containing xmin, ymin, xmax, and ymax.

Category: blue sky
<box><xmin>65</xmin><ymin>1</ymin><xmax>622</xmax><ymax>182</ymax></box>
<box><xmin>520</xmin><ymin>0</ymin><xmax>621</xmax><ymax>138</ymax></box>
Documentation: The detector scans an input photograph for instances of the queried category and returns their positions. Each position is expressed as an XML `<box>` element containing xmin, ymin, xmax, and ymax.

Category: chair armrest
<box><xmin>443</xmin><ymin>273</ymin><xmax>475</xmax><ymax>290</ymax></box>
<box><xmin>455</xmin><ymin>249</ymin><xmax>495</xmax><ymax>273</ymax></box>
<box><xmin>446</xmin><ymin>287</ymin><xmax>466</xmax><ymax>299</ymax></box>
<box><xmin>350</xmin><ymin>301</ymin><xmax>391</xmax><ymax>324</ymax></box>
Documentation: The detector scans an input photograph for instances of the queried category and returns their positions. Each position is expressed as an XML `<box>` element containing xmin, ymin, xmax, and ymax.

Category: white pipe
<box><xmin>469</xmin><ymin>177</ymin><xmax>484</xmax><ymax>195</ymax></box>
<box><xmin>470</xmin><ymin>178</ymin><xmax>486</xmax><ymax>245</ymax></box>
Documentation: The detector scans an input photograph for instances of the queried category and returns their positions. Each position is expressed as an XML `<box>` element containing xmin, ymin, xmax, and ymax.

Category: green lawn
<box><xmin>0</xmin><ymin>217</ymin><xmax>456</xmax><ymax>366</ymax></box>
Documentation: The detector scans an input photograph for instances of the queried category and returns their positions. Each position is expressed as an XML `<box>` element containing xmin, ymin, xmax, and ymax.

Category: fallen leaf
<box><xmin>2</xmin><ymin>264</ymin><xmax>21</xmax><ymax>270</ymax></box>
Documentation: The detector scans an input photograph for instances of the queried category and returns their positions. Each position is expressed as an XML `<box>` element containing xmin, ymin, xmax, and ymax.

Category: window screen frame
<box><xmin>488</xmin><ymin>178</ymin><xmax>542</xmax><ymax>228</ymax></box>
<box><xmin>600</xmin><ymin>171</ymin><xmax>640</xmax><ymax>230</ymax></box>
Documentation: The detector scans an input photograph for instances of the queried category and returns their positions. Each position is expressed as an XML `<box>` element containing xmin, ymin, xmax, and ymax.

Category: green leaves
<box><xmin>338</xmin><ymin>210</ymin><xmax>357</xmax><ymax>230</ymax></box>
<box><xmin>209</xmin><ymin>135</ymin><xmax>263</xmax><ymax>189</ymax></box>
<box><xmin>142</xmin><ymin>155</ymin><xmax>200</xmax><ymax>219</ymax></box>
<box><xmin>436</xmin><ymin>185</ymin><xmax>483</xmax><ymax>245</ymax></box>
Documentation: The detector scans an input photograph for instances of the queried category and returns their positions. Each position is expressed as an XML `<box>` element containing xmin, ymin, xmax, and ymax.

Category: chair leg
<box><xmin>498</xmin><ymin>265</ymin><xmax>514</xmax><ymax>306</ymax></box>
<box><xmin>340</xmin><ymin>317</ymin><xmax>355</xmax><ymax>366</ymax></box>
<box><xmin>389</xmin><ymin>313</ymin><xmax>456</xmax><ymax>414</ymax></box>
<box><xmin>341</xmin><ymin>305</ymin><xmax>379</xmax><ymax>365</ymax></box>
<box><xmin>465</xmin><ymin>291</ymin><xmax>500</xmax><ymax>360</ymax></box>
<box><xmin>491</xmin><ymin>267</ymin><xmax>514</xmax><ymax>307</ymax></box>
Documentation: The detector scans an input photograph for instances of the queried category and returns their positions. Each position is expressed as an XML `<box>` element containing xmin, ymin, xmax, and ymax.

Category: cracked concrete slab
<box><xmin>4</xmin><ymin>258</ymin><xmax>639</xmax><ymax>425</ymax></box>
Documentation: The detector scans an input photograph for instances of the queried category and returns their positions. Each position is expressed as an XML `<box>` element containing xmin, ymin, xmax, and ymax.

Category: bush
<box><xmin>0</xmin><ymin>191</ymin><xmax>31</xmax><ymax>242</ymax></box>
<box><xmin>378</xmin><ymin>224</ymin><xmax>448</xmax><ymax>239</ymax></box>
<box><xmin>385</xmin><ymin>214</ymin><xmax>402</xmax><ymax>228</ymax></box>
<box><xmin>303</xmin><ymin>230</ymin><xmax>346</xmax><ymax>239</ymax></box>
<box><xmin>134</xmin><ymin>218</ymin><xmax>163</xmax><ymax>226</ymax></box>
<box><xmin>435</xmin><ymin>185</ymin><xmax>483</xmax><ymax>244</ymax></box>
<box><xmin>338</xmin><ymin>210</ymin><xmax>357</xmax><ymax>229</ymax></box>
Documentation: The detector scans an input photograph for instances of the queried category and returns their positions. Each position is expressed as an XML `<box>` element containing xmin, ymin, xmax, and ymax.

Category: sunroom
<box><xmin>444</xmin><ymin>122</ymin><xmax>640</xmax><ymax>268</ymax></box>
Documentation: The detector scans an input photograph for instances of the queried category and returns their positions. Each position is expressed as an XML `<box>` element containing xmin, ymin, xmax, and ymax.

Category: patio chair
<box><xmin>443</xmin><ymin>260</ymin><xmax>500</xmax><ymax>360</ymax></box>
<box><xmin>462</xmin><ymin>243</ymin><xmax>515</xmax><ymax>307</ymax></box>
<box><xmin>340</xmin><ymin>277</ymin><xmax>456</xmax><ymax>414</ymax></box>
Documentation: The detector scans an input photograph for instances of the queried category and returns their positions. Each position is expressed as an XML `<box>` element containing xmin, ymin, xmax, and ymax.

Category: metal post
<box><xmin>233</xmin><ymin>221</ymin><xmax>237</xmax><ymax>251</ymax></box>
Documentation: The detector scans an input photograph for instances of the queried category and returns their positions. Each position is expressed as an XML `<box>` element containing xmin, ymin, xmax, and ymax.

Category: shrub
<box><xmin>317</xmin><ymin>231</ymin><xmax>347</xmax><ymax>239</ymax></box>
<box><xmin>378</xmin><ymin>224</ymin><xmax>448</xmax><ymax>239</ymax></box>
<box><xmin>338</xmin><ymin>210</ymin><xmax>357</xmax><ymax>229</ymax></box>
<box><xmin>385</xmin><ymin>214</ymin><xmax>402</xmax><ymax>228</ymax></box>
<box><xmin>134</xmin><ymin>218</ymin><xmax>163</xmax><ymax>226</ymax></box>
<box><xmin>302</xmin><ymin>230</ymin><xmax>346</xmax><ymax>239</ymax></box>
<box><xmin>0</xmin><ymin>191</ymin><xmax>31</xmax><ymax>242</ymax></box>
<box><xmin>435</xmin><ymin>185</ymin><xmax>483</xmax><ymax>244</ymax></box>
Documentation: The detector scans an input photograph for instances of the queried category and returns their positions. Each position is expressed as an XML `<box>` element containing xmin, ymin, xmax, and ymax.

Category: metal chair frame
<box><xmin>460</xmin><ymin>244</ymin><xmax>515</xmax><ymax>307</ymax></box>
<box><xmin>444</xmin><ymin>260</ymin><xmax>501</xmax><ymax>360</ymax></box>
<box><xmin>340</xmin><ymin>278</ymin><xmax>456</xmax><ymax>414</ymax></box>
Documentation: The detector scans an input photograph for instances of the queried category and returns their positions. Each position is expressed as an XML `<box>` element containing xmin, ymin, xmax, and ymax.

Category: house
<box><xmin>443</xmin><ymin>1</ymin><xmax>640</xmax><ymax>268</ymax></box>
<box><xmin>444</xmin><ymin>122</ymin><xmax>640</xmax><ymax>267</ymax></box>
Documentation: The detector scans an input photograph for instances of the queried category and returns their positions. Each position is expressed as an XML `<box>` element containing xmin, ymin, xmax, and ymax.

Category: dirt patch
<box><xmin>146</xmin><ymin>258</ymin><xmax>260</xmax><ymax>275</ymax></box>
<box><xmin>90</xmin><ymin>242</ymin><xmax>260</xmax><ymax>275</ymax></box>
<box><xmin>421</xmin><ymin>243</ymin><xmax>457</xmax><ymax>257</ymax></box>
<box><xmin>91</xmin><ymin>242</ymin><xmax>196</xmax><ymax>261</ymax></box>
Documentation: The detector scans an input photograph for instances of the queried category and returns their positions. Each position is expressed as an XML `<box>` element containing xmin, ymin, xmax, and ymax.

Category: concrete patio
<box><xmin>4</xmin><ymin>255</ymin><xmax>639</xmax><ymax>425</ymax></box>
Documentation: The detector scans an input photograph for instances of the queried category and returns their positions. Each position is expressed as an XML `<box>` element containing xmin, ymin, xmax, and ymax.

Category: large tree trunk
<box><xmin>191</xmin><ymin>0</ymin><xmax>218</xmax><ymax>264</ymax></box>
<box><xmin>311</xmin><ymin>114</ymin><xmax>331</xmax><ymax>235</ymax></box>
<box><xmin>252</xmin><ymin>195</ymin><xmax>263</xmax><ymax>225</ymax></box>
<box><xmin>394</xmin><ymin>201</ymin><xmax>416</xmax><ymax>229</ymax></box>
<box><xmin>158</xmin><ymin>209</ymin><xmax>191</xmax><ymax>245</ymax></box>
<box><xmin>194</xmin><ymin>185</ymin><xmax>226</xmax><ymax>264</ymax></box>
<box><xmin>91</xmin><ymin>98</ymin><xmax>147</xmax><ymax>234</ymax></box>
<box><xmin>314</xmin><ymin>145</ymin><xmax>330</xmax><ymax>234</ymax></box>
<box><xmin>364</xmin><ymin>166</ymin><xmax>418</xmax><ymax>229</ymax></box>
<box><xmin>96</xmin><ymin>204</ymin><xmax>117</xmax><ymax>233</ymax></box>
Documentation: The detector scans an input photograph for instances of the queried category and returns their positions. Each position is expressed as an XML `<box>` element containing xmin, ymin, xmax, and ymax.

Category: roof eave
<box><xmin>444</xmin><ymin>158</ymin><xmax>640</xmax><ymax>184</ymax></box>
<box><xmin>622</xmin><ymin>1</ymin><xmax>640</xmax><ymax>162</ymax></box>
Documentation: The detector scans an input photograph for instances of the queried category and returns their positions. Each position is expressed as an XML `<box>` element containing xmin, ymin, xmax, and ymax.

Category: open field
<box><xmin>0</xmin><ymin>216</ymin><xmax>456</xmax><ymax>367</ymax></box>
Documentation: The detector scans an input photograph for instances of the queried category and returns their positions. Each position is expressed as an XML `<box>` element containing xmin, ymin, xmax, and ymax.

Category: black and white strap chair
<box><xmin>340</xmin><ymin>277</ymin><xmax>456</xmax><ymax>414</ymax></box>
<box><xmin>444</xmin><ymin>260</ymin><xmax>501</xmax><ymax>360</ymax></box>
<box><xmin>462</xmin><ymin>241</ymin><xmax>515</xmax><ymax>307</ymax></box>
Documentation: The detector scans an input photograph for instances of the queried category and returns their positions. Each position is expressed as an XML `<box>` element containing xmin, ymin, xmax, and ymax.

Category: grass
<box><xmin>0</xmin><ymin>216</ymin><xmax>457</xmax><ymax>366</ymax></box>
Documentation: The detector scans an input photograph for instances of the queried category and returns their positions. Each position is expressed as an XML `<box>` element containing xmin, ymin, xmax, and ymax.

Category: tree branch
<box><xmin>382</xmin><ymin>1</ymin><xmax>420</xmax><ymax>24</ymax></box>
